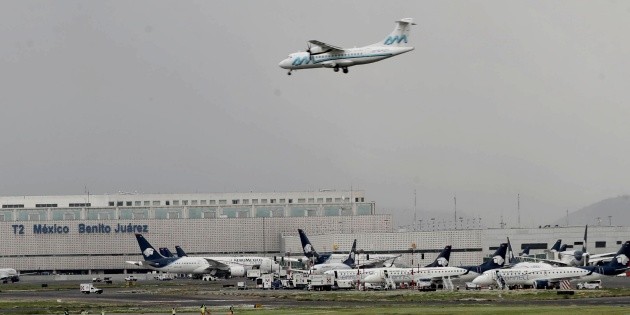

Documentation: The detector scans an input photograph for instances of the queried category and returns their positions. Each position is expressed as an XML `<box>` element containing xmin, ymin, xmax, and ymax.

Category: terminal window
<box><xmin>36</xmin><ymin>203</ymin><xmax>58</xmax><ymax>208</ymax></box>
<box><xmin>126</xmin><ymin>201</ymin><xmax>132</xmax><ymax>206</ymax></box>
<box><xmin>595</xmin><ymin>241</ymin><xmax>606</xmax><ymax>248</ymax></box>
<box><xmin>116</xmin><ymin>201</ymin><xmax>123</xmax><ymax>206</ymax></box>
<box><xmin>2</xmin><ymin>204</ymin><xmax>24</xmax><ymax>208</ymax></box>
<box><xmin>232</xmin><ymin>200</ymin><xmax>239</xmax><ymax>205</ymax></box>
<box><xmin>183</xmin><ymin>200</ymin><xmax>188</xmax><ymax>205</ymax></box>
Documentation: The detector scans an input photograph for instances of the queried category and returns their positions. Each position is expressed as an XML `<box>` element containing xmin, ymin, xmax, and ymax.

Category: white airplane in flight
<box><xmin>279</xmin><ymin>18</ymin><xmax>416</xmax><ymax>75</ymax></box>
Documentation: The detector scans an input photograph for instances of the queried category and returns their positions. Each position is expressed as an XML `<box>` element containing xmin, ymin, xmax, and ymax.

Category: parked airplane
<box><xmin>527</xmin><ymin>226</ymin><xmax>617</xmax><ymax>267</ymax></box>
<box><xmin>472</xmin><ymin>263</ymin><xmax>592</xmax><ymax>289</ymax></box>
<box><xmin>127</xmin><ymin>234</ymin><xmax>214</xmax><ymax>274</ymax></box>
<box><xmin>127</xmin><ymin>234</ymin><xmax>280</xmax><ymax>277</ymax></box>
<box><xmin>0</xmin><ymin>268</ymin><xmax>19</xmax><ymax>283</ymax></box>
<box><xmin>457</xmin><ymin>243</ymin><xmax>509</xmax><ymax>281</ymax></box>
<box><xmin>298</xmin><ymin>229</ymin><xmax>397</xmax><ymax>268</ymax></box>
<box><xmin>324</xmin><ymin>245</ymin><xmax>452</xmax><ymax>282</ymax></box>
<box><xmin>578</xmin><ymin>240</ymin><xmax>630</xmax><ymax>280</ymax></box>
<box><xmin>279</xmin><ymin>18</ymin><xmax>416</xmax><ymax>75</ymax></box>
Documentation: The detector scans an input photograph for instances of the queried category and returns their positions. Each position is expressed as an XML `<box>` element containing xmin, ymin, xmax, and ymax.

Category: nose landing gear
<box><xmin>287</xmin><ymin>70</ymin><xmax>292</xmax><ymax>75</ymax></box>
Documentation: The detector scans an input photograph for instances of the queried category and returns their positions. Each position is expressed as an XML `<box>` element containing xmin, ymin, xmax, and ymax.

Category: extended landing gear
<box><xmin>333</xmin><ymin>66</ymin><xmax>349</xmax><ymax>74</ymax></box>
<box><xmin>287</xmin><ymin>70</ymin><xmax>292</xmax><ymax>75</ymax></box>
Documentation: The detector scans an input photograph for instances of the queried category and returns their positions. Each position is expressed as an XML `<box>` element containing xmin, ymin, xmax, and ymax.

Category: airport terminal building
<box><xmin>0</xmin><ymin>190</ymin><xmax>391</xmax><ymax>273</ymax></box>
<box><xmin>2</xmin><ymin>191</ymin><xmax>629</xmax><ymax>274</ymax></box>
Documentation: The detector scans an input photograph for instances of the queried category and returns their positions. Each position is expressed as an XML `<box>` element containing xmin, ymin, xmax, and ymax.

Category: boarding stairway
<box><xmin>383</xmin><ymin>270</ymin><xmax>397</xmax><ymax>289</ymax></box>
<box><xmin>442</xmin><ymin>276</ymin><xmax>454</xmax><ymax>291</ymax></box>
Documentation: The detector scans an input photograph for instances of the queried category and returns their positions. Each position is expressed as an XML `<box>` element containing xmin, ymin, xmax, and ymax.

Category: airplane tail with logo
<box><xmin>175</xmin><ymin>246</ymin><xmax>188</xmax><ymax>257</ymax></box>
<box><xmin>342</xmin><ymin>239</ymin><xmax>357</xmax><ymax>267</ymax></box>
<box><xmin>425</xmin><ymin>245</ymin><xmax>451</xmax><ymax>267</ymax></box>
<box><xmin>135</xmin><ymin>233</ymin><xmax>164</xmax><ymax>261</ymax></box>
<box><xmin>606</xmin><ymin>241</ymin><xmax>630</xmax><ymax>269</ymax></box>
<box><xmin>479</xmin><ymin>243</ymin><xmax>508</xmax><ymax>270</ymax></box>
<box><xmin>375</xmin><ymin>18</ymin><xmax>415</xmax><ymax>47</ymax></box>
<box><xmin>298</xmin><ymin>229</ymin><xmax>318</xmax><ymax>258</ymax></box>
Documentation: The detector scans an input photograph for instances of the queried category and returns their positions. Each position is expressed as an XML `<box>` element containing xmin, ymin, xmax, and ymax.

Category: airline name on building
<box><xmin>11</xmin><ymin>223</ymin><xmax>149</xmax><ymax>235</ymax></box>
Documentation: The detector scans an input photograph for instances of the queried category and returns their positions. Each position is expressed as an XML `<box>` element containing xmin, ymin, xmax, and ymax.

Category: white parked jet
<box><xmin>472</xmin><ymin>264</ymin><xmax>592</xmax><ymax>289</ymax></box>
<box><xmin>127</xmin><ymin>234</ymin><xmax>280</xmax><ymax>277</ymax></box>
<box><xmin>279</xmin><ymin>18</ymin><xmax>416</xmax><ymax>75</ymax></box>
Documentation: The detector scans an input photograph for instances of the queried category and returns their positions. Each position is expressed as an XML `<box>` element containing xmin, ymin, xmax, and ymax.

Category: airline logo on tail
<box><xmin>616</xmin><ymin>254</ymin><xmax>629</xmax><ymax>265</ymax></box>
<box><xmin>384</xmin><ymin>35</ymin><xmax>408</xmax><ymax>45</ymax></box>
<box><xmin>493</xmin><ymin>255</ymin><xmax>505</xmax><ymax>266</ymax></box>
<box><xmin>304</xmin><ymin>243</ymin><xmax>313</xmax><ymax>255</ymax></box>
<box><xmin>436</xmin><ymin>257</ymin><xmax>448</xmax><ymax>267</ymax></box>
<box><xmin>143</xmin><ymin>248</ymin><xmax>155</xmax><ymax>257</ymax></box>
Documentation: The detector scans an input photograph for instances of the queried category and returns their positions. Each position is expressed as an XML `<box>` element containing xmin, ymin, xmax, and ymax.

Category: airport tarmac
<box><xmin>2</xmin><ymin>276</ymin><xmax>630</xmax><ymax>314</ymax></box>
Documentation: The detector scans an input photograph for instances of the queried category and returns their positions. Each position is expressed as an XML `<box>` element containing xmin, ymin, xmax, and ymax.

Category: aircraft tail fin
<box><xmin>375</xmin><ymin>18</ymin><xmax>415</xmax><ymax>47</ymax></box>
<box><xmin>175</xmin><ymin>246</ymin><xmax>188</xmax><ymax>257</ymax></box>
<box><xmin>481</xmin><ymin>243</ymin><xmax>508</xmax><ymax>269</ymax></box>
<box><xmin>606</xmin><ymin>241</ymin><xmax>630</xmax><ymax>268</ymax></box>
<box><xmin>342</xmin><ymin>239</ymin><xmax>357</xmax><ymax>267</ymax></box>
<box><xmin>520</xmin><ymin>247</ymin><xmax>531</xmax><ymax>256</ymax></box>
<box><xmin>425</xmin><ymin>245</ymin><xmax>451</xmax><ymax>267</ymax></box>
<box><xmin>551</xmin><ymin>239</ymin><xmax>562</xmax><ymax>252</ymax></box>
<box><xmin>298</xmin><ymin>229</ymin><xmax>318</xmax><ymax>258</ymax></box>
<box><xmin>159</xmin><ymin>247</ymin><xmax>175</xmax><ymax>258</ymax></box>
<box><xmin>559</xmin><ymin>244</ymin><xmax>568</xmax><ymax>252</ymax></box>
<box><xmin>135</xmin><ymin>233</ymin><xmax>164</xmax><ymax>261</ymax></box>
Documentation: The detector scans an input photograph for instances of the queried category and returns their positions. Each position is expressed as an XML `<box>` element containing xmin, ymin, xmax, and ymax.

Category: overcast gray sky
<box><xmin>1</xmin><ymin>1</ymin><xmax>629</xmax><ymax>228</ymax></box>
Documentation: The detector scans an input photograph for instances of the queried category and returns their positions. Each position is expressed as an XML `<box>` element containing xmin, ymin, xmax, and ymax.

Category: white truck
<box><xmin>256</xmin><ymin>274</ymin><xmax>273</xmax><ymax>289</ymax></box>
<box><xmin>80</xmin><ymin>283</ymin><xmax>103</xmax><ymax>294</ymax></box>
<box><xmin>308</xmin><ymin>274</ymin><xmax>334</xmax><ymax>291</ymax></box>
<box><xmin>577</xmin><ymin>280</ymin><xmax>602</xmax><ymax>289</ymax></box>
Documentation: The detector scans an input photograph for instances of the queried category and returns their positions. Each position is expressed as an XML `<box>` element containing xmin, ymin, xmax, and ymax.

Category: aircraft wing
<box><xmin>356</xmin><ymin>256</ymin><xmax>401</xmax><ymax>268</ymax></box>
<box><xmin>587</xmin><ymin>252</ymin><xmax>617</xmax><ymax>265</ymax></box>
<box><xmin>308</xmin><ymin>40</ymin><xmax>343</xmax><ymax>52</ymax></box>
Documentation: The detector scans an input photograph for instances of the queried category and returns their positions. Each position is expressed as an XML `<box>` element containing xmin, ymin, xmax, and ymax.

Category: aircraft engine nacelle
<box><xmin>229</xmin><ymin>265</ymin><xmax>246</xmax><ymax>277</ymax></box>
<box><xmin>533</xmin><ymin>280</ymin><xmax>550</xmax><ymax>289</ymax></box>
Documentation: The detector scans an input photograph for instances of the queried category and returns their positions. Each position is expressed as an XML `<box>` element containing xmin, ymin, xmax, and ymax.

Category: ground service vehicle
<box><xmin>80</xmin><ymin>283</ymin><xmax>103</xmax><ymax>294</ymax></box>
<box><xmin>578</xmin><ymin>280</ymin><xmax>602</xmax><ymax>289</ymax></box>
